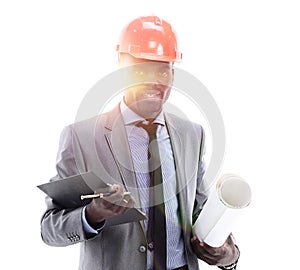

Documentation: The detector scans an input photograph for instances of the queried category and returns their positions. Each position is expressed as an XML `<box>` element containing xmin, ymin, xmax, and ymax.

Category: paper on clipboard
<box><xmin>193</xmin><ymin>174</ymin><xmax>252</xmax><ymax>247</ymax></box>
<box><xmin>38</xmin><ymin>171</ymin><xmax>146</xmax><ymax>227</ymax></box>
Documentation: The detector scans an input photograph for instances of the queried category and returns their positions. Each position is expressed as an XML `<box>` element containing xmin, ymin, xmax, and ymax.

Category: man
<box><xmin>41</xmin><ymin>15</ymin><xmax>240</xmax><ymax>270</ymax></box>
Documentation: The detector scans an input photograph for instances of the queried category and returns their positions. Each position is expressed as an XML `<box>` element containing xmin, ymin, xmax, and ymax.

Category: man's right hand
<box><xmin>85</xmin><ymin>184</ymin><xmax>135</xmax><ymax>229</ymax></box>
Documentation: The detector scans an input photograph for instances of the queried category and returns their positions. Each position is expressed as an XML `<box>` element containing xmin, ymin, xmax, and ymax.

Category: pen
<box><xmin>80</xmin><ymin>191</ymin><xmax>131</xmax><ymax>200</ymax></box>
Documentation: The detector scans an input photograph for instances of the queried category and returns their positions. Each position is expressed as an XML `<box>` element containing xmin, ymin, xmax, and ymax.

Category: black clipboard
<box><xmin>38</xmin><ymin>171</ymin><xmax>146</xmax><ymax>226</ymax></box>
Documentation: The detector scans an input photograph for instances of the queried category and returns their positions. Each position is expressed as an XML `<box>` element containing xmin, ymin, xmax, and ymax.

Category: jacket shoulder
<box><xmin>164</xmin><ymin>112</ymin><xmax>204</xmax><ymax>134</ymax></box>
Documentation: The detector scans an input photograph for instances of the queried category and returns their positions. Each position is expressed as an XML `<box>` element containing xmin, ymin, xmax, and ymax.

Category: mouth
<box><xmin>139</xmin><ymin>83</ymin><xmax>169</xmax><ymax>99</ymax></box>
<box><xmin>143</xmin><ymin>89</ymin><xmax>162</xmax><ymax>98</ymax></box>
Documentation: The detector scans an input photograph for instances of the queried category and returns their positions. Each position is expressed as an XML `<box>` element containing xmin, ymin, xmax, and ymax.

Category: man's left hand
<box><xmin>191</xmin><ymin>235</ymin><xmax>239</xmax><ymax>267</ymax></box>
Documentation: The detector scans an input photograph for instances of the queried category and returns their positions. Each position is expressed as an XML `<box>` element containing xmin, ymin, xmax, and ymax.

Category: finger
<box><xmin>194</xmin><ymin>240</ymin><xmax>223</xmax><ymax>256</ymax></box>
<box><xmin>190</xmin><ymin>238</ymin><xmax>220</xmax><ymax>265</ymax></box>
<box><xmin>192</xmin><ymin>245</ymin><xmax>218</xmax><ymax>265</ymax></box>
<box><xmin>108</xmin><ymin>185</ymin><xmax>125</xmax><ymax>202</ymax></box>
<box><xmin>101</xmin><ymin>185</ymin><xmax>124</xmax><ymax>204</ymax></box>
<box><xmin>109</xmin><ymin>190</ymin><xmax>133</xmax><ymax>207</ymax></box>
<box><xmin>201</xmin><ymin>243</ymin><xmax>225</xmax><ymax>259</ymax></box>
<box><xmin>103</xmin><ymin>197</ymin><xmax>129</xmax><ymax>209</ymax></box>
<box><xmin>101</xmin><ymin>193</ymin><xmax>131</xmax><ymax>210</ymax></box>
<box><xmin>191</xmin><ymin>235</ymin><xmax>201</xmax><ymax>245</ymax></box>
<box><xmin>223</xmin><ymin>234</ymin><xmax>234</xmax><ymax>247</ymax></box>
<box><xmin>126</xmin><ymin>197</ymin><xmax>135</xmax><ymax>208</ymax></box>
<box><xmin>121</xmin><ymin>193</ymin><xmax>135</xmax><ymax>207</ymax></box>
<box><xmin>191</xmin><ymin>237</ymin><xmax>205</xmax><ymax>255</ymax></box>
<box><xmin>107</xmin><ymin>194</ymin><xmax>135</xmax><ymax>215</ymax></box>
<box><xmin>202</xmin><ymin>244</ymin><xmax>230</xmax><ymax>266</ymax></box>
<box><xmin>99</xmin><ymin>198</ymin><xmax>127</xmax><ymax>215</ymax></box>
<box><xmin>101</xmin><ymin>199</ymin><xmax>118</xmax><ymax>209</ymax></box>
<box><xmin>91</xmin><ymin>185</ymin><xmax>115</xmax><ymax>205</ymax></box>
<box><xmin>111</xmin><ymin>195</ymin><xmax>134</xmax><ymax>211</ymax></box>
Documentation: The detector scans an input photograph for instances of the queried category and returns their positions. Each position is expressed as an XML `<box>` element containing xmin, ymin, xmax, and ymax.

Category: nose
<box><xmin>142</xmin><ymin>82</ymin><xmax>170</xmax><ymax>91</ymax></box>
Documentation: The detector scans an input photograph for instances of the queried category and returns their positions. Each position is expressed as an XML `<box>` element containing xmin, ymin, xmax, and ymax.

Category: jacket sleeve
<box><xmin>192</xmin><ymin>125</ymin><xmax>209</xmax><ymax>224</ymax></box>
<box><xmin>192</xmin><ymin>126</ymin><xmax>241</xmax><ymax>269</ymax></box>
<box><xmin>40</xmin><ymin>125</ymin><xmax>94</xmax><ymax>247</ymax></box>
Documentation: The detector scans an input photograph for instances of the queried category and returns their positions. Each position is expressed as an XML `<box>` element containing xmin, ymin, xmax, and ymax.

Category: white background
<box><xmin>1</xmin><ymin>0</ymin><xmax>299</xmax><ymax>269</ymax></box>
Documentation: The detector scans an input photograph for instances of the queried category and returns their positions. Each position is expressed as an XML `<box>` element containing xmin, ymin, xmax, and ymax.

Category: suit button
<box><xmin>138</xmin><ymin>245</ymin><xmax>147</xmax><ymax>253</ymax></box>
<box><xmin>148</xmin><ymin>243</ymin><xmax>154</xmax><ymax>251</ymax></box>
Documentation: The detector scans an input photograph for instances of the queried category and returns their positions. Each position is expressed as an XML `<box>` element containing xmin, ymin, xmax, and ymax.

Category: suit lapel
<box><xmin>103</xmin><ymin>105</ymin><xmax>142</xmax><ymax>210</ymax></box>
<box><xmin>164</xmin><ymin>113</ymin><xmax>191</xmax><ymax>231</ymax></box>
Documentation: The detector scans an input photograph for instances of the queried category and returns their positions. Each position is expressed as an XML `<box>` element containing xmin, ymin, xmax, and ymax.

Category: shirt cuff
<box><xmin>82</xmin><ymin>206</ymin><xmax>105</xmax><ymax>234</ymax></box>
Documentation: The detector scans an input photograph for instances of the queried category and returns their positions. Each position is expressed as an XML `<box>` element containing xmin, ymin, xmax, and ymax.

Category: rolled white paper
<box><xmin>192</xmin><ymin>174</ymin><xmax>252</xmax><ymax>247</ymax></box>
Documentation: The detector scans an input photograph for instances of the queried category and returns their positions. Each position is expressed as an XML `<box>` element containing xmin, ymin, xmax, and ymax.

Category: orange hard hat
<box><xmin>116</xmin><ymin>15</ymin><xmax>182</xmax><ymax>63</ymax></box>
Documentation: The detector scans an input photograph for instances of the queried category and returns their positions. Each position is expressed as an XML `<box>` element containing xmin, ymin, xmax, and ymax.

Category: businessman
<box><xmin>41</xmin><ymin>15</ymin><xmax>240</xmax><ymax>270</ymax></box>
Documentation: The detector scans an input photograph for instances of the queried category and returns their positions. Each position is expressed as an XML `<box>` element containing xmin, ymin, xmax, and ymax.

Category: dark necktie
<box><xmin>137</xmin><ymin>121</ymin><xmax>167</xmax><ymax>270</ymax></box>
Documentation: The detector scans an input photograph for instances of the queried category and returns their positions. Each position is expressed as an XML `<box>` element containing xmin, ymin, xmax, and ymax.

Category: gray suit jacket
<box><xmin>41</xmin><ymin>104</ymin><xmax>207</xmax><ymax>270</ymax></box>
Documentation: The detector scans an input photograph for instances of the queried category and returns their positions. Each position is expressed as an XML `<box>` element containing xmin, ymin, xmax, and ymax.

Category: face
<box><xmin>119</xmin><ymin>53</ymin><xmax>174</xmax><ymax>119</ymax></box>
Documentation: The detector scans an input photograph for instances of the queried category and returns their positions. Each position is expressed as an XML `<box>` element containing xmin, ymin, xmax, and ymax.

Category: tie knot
<box><xmin>137</xmin><ymin>121</ymin><xmax>159</xmax><ymax>139</ymax></box>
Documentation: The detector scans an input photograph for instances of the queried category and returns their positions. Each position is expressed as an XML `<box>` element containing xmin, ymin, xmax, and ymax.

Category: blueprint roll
<box><xmin>193</xmin><ymin>174</ymin><xmax>252</xmax><ymax>247</ymax></box>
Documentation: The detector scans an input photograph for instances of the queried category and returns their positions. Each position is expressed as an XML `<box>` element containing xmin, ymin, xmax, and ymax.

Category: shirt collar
<box><xmin>120</xmin><ymin>98</ymin><xmax>165</xmax><ymax>126</ymax></box>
